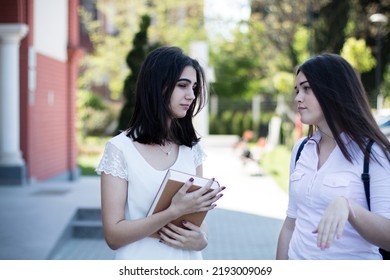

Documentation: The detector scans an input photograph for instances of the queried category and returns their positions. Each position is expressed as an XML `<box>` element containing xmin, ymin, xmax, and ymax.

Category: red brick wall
<box><xmin>28</xmin><ymin>54</ymin><xmax>69</xmax><ymax>180</ymax></box>
<box><xmin>19</xmin><ymin>0</ymin><xmax>33</xmax><ymax>175</ymax></box>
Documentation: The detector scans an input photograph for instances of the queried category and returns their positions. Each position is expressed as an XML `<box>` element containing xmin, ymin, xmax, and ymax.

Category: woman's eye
<box><xmin>178</xmin><ymin>83</ymin><xmax>187</xmax><ymax>88</ymax></box>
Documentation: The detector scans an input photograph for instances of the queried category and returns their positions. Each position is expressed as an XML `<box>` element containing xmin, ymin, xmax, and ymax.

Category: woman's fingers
<box><xmin>314</xmin><ymin>197</ymin><xmax>349</xmax><ymax>250</ymax></box>
<box><xmin>159</xmin><ymin>222</ymin><xmax>207</xmax><ymax>251</ymax></box>
<box><xmin>177</xmin><ymin>177</ymin><xmax>196</xmax><ymax>194</ymax></box>
<box><xmin>173</xmin><ymin>177</ymin><xmax>225</xmax><ymax>215</ymax></box>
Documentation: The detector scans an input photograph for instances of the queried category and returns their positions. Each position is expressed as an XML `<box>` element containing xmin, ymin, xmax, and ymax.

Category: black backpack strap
<box><xmin>360</xmin><ymin>140</ymin><xmax>390</xmax><ymax>259</ymax></box>
<box><xmin>295</xmin><ymin>138</ymin><xmax>309</xmax><ymax>165</ymax></box>
<box><xmin>361</xmin><ymin>140</ymin><xmax>374</xmax><ymax>210</ymax></box>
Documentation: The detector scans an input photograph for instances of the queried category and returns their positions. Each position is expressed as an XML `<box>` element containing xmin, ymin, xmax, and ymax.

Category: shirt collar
<box><xmin>308</xmin><ymin>130</ymin><xmax>353</xmax><ymax>145</ymax></box>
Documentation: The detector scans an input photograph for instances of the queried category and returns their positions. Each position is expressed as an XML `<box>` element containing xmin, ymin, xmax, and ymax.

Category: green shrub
<box><xmin>221</xmin><ymin>110</ymin><xmax>234</xmax><ymax>134</ymax></box>
<box><xmin>260</xmin><ymin>145</ymin><xmax>291</xmax><ymax>193</ymax></box>
<box><xmin>77</xmin><ymin>90</ymin><xmax>117</xmax><ymax>137</ymax></box>
<box><xmin>242</xmin><ymin>111</ymin><xmax>253</xmax><ymax>134</ymax></box>
<box><xmin>232</xmin><ymin>111</ymin><xmax>244</xmax><ymax>136</ymax></box>
<box><xmin>209</xmin><ymin>113</ymin><xmax>218</xmax><ymax>134</ymax></box>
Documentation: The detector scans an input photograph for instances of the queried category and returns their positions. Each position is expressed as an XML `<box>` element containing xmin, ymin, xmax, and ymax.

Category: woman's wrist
<box><xmin>165</xmin><ymin>204</ymin><xmax>182</xmax><ymax>221</ymax></box>
<box><xmin>342</xmin><ymin>196</ymin><xmax>356</xmax><ymax>219</ymax></box>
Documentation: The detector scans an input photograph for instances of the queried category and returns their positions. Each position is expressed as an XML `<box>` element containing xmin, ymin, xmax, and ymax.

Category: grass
<box><xmin>78</xmin><ymin>153</ymin><xmax>102</xmax><ymax>175</ymax></box>
<box><xmin>260</xmin><ymin>145</ymin><xmax>292</xmax><ymax>193</ymax></box>
<box><xmin>77</xmin><ymin>136</ymin><xmax>110</xmax><ymax>176</ymax></box>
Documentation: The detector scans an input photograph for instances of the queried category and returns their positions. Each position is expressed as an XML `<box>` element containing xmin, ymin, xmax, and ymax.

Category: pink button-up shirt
<box><xmin>287</xmin><ymin>131</ymin><xmax>390</xmax><ymax>259</ymax></box>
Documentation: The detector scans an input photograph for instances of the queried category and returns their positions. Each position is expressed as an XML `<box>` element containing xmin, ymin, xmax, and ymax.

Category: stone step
<box><xmin>75</xmin><ymin>208</ymin><xmax>102</xmax><ymax>221</ymax></box>
<box><xmin>71</xmin><ymin>208</ymin><xmax>103</xmax><ymax>238</ymax></box>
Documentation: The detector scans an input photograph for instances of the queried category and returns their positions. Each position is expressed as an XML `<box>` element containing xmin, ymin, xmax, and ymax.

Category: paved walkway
<box><xmin>0</xmin><ymin>135</ymin><xmax>288</xmax><ymax>260</ymax></box>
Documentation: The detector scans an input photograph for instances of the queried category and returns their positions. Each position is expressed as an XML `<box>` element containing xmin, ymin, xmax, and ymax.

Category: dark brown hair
<box><xmin>298</xmin><ymin>53</ymin><xmax>390</xmax><ymax>162</ymax></box>
<box><xmin>127</xmin><ymin>46</ymin><xmax>207</xmax><ymax>147</ymax></box>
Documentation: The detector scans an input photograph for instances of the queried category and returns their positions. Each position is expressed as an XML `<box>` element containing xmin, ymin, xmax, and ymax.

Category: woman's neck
<box><xmin>317</xmin><ymin>127</ymin><xmax>334</xmax><ymax>142</ymax></box>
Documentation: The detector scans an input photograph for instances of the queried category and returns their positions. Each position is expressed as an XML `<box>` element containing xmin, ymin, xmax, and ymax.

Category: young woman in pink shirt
<box><xmin>276</xmin><ymin>54</ymin><xmax>390</xmax><ymax>259</ymax></box>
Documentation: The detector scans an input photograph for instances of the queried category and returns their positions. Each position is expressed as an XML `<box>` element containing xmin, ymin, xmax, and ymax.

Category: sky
<box><xmin>204</xmin><ymin>0</ymin><xmax>251</xmax><ymax>38</ymax></box>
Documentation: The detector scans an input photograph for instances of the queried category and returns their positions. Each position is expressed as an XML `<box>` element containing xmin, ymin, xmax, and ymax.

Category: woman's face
<box><xmin>169</xmin><ymin>65</ymin><xmax>197</xmax><ymax>119</ymax></box>
<box><xmin>294</xmin><ymin>71</ymin><xmax>325</xmax><ymax>127</ymax></box>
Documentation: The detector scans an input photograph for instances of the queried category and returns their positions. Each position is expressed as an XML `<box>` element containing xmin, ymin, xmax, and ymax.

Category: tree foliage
<box><xmin>312</xmin><ymin>0</ymin><xmax>390</xmax><ymax>104</ymax></box>
<box><xmin>78</xmin><ymin>0</ymin><xmax>390</xmax><ymax>116</ymax></box>
<box><xmin>341</xmin><ymin>37</ymin><xmax>376</xmax><ymax>73</ymax></box>
<box><xmin>79</xmin><ymin>0</ymin><xmax>207</xmax><ymax>100</ymax></box>
<box><xmin>115</xmin><ymin>15</ymin><xmax>162</xmax><ymax>135</ymax></box>
<box><xmin>210</xmin><ymin>1</ymin><xmax>321</xmax><ymax>105</ymax></box>
<box><xmin>313</xmin><ymin>0</ymin><xmax>350</xmax><ymax>54</ymax></box>
<box><xmin>210</xmin><ymin>20</ymin><xmax>269</xmax><ymax>100</ymax></box>
<box><xmin>247</xmin><ymin>0</ymin><xmax>389</xmax><ymax>107</ymax></box>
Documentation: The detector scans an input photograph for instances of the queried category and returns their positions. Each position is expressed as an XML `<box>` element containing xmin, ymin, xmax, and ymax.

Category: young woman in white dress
<box><xmin>96</xmin><ymin>46</ymin><xmax>225</xmax><ymax>260</ymax></box>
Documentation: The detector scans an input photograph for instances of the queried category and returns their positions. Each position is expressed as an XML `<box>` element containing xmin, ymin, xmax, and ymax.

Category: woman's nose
<box><xmin>186</xmin><ymin>89</ymin><xmax>195</xmax><ymax>100</ymax></box>
<box><xmin>294</xmin><ymin>91</ymin><xmax>302</xmax><ymax>103</ymax></box>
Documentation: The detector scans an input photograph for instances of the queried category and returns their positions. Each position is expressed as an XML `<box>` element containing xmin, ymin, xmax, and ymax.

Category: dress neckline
<box><xmin>125</xmin><ymin>135</ymin><xmax>181</xmax><ymax>171</ymax></box>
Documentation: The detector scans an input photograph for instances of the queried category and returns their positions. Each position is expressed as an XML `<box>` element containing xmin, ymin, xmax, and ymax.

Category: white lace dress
<box><xmin>96</xmin><ymin>131</ymin><xmax>206</xmax><ymax>260</ymax></box>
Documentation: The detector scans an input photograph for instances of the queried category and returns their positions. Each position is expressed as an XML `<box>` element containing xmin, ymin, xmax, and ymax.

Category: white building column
<box><xmin>0</xmin><ymin>24</ymin><xmax>29</xmax><ymax>185</ymax></box>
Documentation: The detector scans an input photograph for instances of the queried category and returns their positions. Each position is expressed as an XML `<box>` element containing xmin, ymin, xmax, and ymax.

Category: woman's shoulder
<box><xmin>292</xmin><ymin>136</ymin><xmax>309</xmax><ymax>153</ymax></box>
<box><xmin>370</xmin><ymin>141</ymin><xmax>390</xmax><ymax>165</ymax></box>
<box><xmin>108</xmin><ymin>131</ymin><xmax>132</xmax><ymax>146</ymax></box>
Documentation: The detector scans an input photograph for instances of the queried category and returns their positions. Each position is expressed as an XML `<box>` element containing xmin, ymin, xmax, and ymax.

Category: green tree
<box><xmin>116</xmin><ymin>15</ymin><xmax>161</xmax><ymax>134</ymax></box>
<box><xmin>312</xmin><ymin>0</ymin><xmax>390</xmax><ymax>105</ymax></box>
<box><xmin>382</xmin><ymin>64</ymin><xmax>390</xmax><ymax>106</ymax></box>
<box><xmin>248</xmin><ymin>0</ymin><xmax>389</xmax><ymax>107</ymax></box>
<box><xmin>250</xmin><ymin>0</ymin><xmax>329</xmax><ymax>70</ymax></box>
<box><xmin>292</xmin><ymin>25</ymin><xmax>311</xmax><ymax>65</ymax></box>
<box><xmin>148</xmin><ymin>0</ymin><xmax>207</xmax><ymax>47</ymax></box>
<box><xmin>79</xmin><ymin>0</ymin><xmax>207</xmax><ymax>100</ymax></box>
<box><xmin>313</xmin><ymin>0</ymin><xmax>350</xmax><ymax>54</ymax></box>
<box><xmin>77</xmin><ymin>89</ymin><xmax>115</xmax><ymax>136</ymax></box>
<box><xmin>210</xmin><ymin>19</ymin><xmax>269</xmax><ymax>100</ymax></box>
<box><xmin>78</xmin><ymin>0</ymin><xmax>147</xmax><ymax>100</ymax></box>
<box><xmin>341</xmin><ymin>37</ymin><xmax>376</xmax><ymax>73</ymax></box>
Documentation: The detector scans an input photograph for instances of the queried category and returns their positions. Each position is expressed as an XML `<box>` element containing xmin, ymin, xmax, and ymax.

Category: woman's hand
<box><xmin>313</xmin><ymin>196</ymin><xmax>350</xmax><ymax>250</ymax></box>
<box><xmin>158</xmin><ymin>221</ymin><xmax>208</xmax><ymax>251</ymax></box>
<box><xmin>169</xmin><ymin>178</ymin><xmax>225</xmax><ymax>218</ymax></box>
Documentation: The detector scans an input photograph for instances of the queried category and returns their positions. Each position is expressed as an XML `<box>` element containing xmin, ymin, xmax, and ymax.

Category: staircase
<box><xmin>47</xmin><ymin>208</ymin><xmax>114</xmax><ymax>260</ymax></box>
<box><xmin>72</xmin><ymin>208</ymin><xmax>104</xmax><ymax>238</ymax></box>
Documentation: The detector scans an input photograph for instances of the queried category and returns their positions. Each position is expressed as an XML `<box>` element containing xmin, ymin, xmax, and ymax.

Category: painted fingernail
<box><xmin>189</xmin><ymin>177</ymin><xmax>194</xmax><ymax>182</ymax></box>
<box><xmin>221</xmin><ymin>186</ymin><xmax>226</xmax><ymax>190</ymax></box>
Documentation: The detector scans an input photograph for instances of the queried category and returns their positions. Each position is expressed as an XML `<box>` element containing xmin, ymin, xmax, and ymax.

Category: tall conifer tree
<box><xmin>116</xmin><ymin>15</ymin><xmax>160</xmax><ymax>134</ymax></box>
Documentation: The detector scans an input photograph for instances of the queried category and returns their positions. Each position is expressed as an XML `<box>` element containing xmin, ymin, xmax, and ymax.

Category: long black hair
<box><xmin>127</xmin><ymin>46</ymin><xmax>207</xmax><ymax>147</ymax></box>
<box><xmin>298</xmin><ymin>53</ymin><xmax>390</xmax><ymax>162</ymax></box>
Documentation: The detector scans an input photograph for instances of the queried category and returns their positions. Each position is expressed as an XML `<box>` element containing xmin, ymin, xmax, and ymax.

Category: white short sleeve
<box><xmin>96</xmin><ymin>142</ymin><xmax>128</xmax><ymax>180</ymax></box>
<box><xmin>193</xmin><ymin>142</ymin><xmax>207</xmax><ymax>168</ymax></box>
